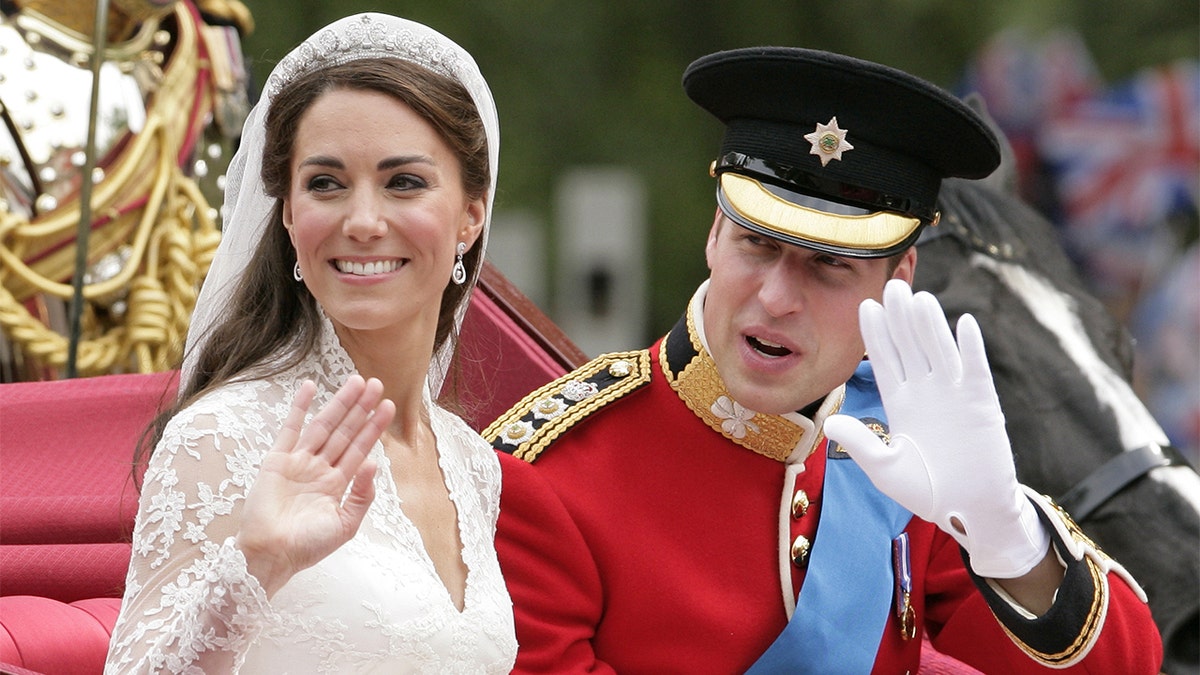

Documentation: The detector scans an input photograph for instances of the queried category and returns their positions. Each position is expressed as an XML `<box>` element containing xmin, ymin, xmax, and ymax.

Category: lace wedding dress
<box><xmin>105</xmin><ymin>317</ymin><xmax>517</xmax><ymax>674</ymax></box>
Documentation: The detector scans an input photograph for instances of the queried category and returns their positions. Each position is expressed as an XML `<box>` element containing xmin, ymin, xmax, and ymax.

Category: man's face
<box><xmin>702</xmin><ymin>212</ymin><xmax>915</xmax><ymax>415</ymax></box>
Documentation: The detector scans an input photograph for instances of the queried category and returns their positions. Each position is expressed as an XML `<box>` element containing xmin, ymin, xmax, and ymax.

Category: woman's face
<box><xmin>283</xmin><ymin>88</ymin><xmax>485</xmax><ymax>349</ymax></box>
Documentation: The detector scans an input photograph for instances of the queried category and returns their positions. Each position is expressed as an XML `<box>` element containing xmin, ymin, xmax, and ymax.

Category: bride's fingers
<box><xmin>319</xmin><ymin>378</ymin><xmax>386</xmax><ymax>463</ymax></box>
<box><xmin>334</xmin><ymin>398</ymin><xmax>393</xmax><ymax>483</ymax></box>
<box><xmin>297</xmin><ymin>375</ymin><xmax>380</xmax><ymax>460</ymax></box>
<box><xmin>276</xmin><ymin>380</ymin><xmax>318</xmax><ymax>453</ymax></box>
<box><xmin>295</xmin><ymin>375</ymin><xmax>365</xmax><ymax>454</ymax></box>
<box><xmin>339</xmin><ymin>457</ymin><xmax>379</xmax><ymax>532</ymax></box>
<box><xmin>292</xmin><ymin>377</ymin><xmax>391</xmax><ymax>472</ymax></box>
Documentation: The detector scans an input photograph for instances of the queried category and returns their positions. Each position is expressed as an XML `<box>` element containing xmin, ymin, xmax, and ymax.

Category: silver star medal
<box><xmin>804</xmin><ymin>117</ymin><xmax>853</xmax><ymax>166</ymax></box>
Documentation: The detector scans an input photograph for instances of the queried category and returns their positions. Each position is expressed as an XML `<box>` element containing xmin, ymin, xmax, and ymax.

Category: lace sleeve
<box><xmin>105</xmin><ymin>395</ymin><xmax>280</xmax><ymax>674</ymax></box>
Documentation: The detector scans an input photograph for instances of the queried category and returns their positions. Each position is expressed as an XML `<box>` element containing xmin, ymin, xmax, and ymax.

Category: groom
<box><xmin>487</xmin><ymin>46</ymin><xmax>1161</xmax><ymax>674</ymax></box>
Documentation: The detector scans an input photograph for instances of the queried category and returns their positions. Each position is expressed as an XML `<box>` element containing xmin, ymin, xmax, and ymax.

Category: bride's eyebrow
<box><xmin>379</xmin><ymin>155</ymin><xmax>434</xmax><ymax>171</ymax></box>
<box><xmin>295</xmin><ymin>154</ymin><xmax>434</xmax><ymax>171</ymax></box>
<box><xmin>298</xmin><ymin>155</ymin><xmax>343</xmax><ymax>170</ymax></box>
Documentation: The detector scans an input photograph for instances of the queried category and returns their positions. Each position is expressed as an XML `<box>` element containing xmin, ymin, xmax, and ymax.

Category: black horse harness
<box><xmin>1058</xmin><ymin>443</ymin><xmax>1189</xmax><ymax>521</ymax></box>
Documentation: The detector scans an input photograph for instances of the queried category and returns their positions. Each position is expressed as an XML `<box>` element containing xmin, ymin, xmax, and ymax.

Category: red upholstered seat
<box><xmin>1</xmin><ymin>371</ymin><xmax>176</xmax><ymax>674</ymax></box>
<box><xmin>0</xmin><ymin>597</ymin><xmax>121</xmax><ymax>675</ymax></box>
<box><xmin>0</xmin><ymin>370</ymin><xmax>176</xmax><ymax>605</ymax></box>
<box><xmin>450</xmin><ymin>264</ymin><xmax>587</xmax><ymax>431</ymax></box>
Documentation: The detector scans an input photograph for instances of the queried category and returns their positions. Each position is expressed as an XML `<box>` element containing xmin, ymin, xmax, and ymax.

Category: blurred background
<box><xmin>236</xmin><ymin>0</ymin><xmax>1197</xmax><ymax>455</ymax></box>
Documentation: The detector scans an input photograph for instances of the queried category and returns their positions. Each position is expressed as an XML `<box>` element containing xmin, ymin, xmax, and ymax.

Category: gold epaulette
<box><xmin>483</xmin><ymin>349</ymin><xmax>652</xmax><ymax>462</ymax></box>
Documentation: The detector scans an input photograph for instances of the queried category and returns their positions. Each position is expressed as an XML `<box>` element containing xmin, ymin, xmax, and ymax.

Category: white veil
<box><xmin>182</xmin><ymin>13</ymin><xmax>499</xmax><ymax>395</ymax></box>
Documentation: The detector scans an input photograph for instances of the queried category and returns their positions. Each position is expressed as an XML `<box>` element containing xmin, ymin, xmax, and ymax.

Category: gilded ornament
<box><xmin>866</xmin><ymin>422</ymin><xmax>890</xmax><ymax>445</ymax></box>
<box><xmin>533</xmin><ymin>397</ymin><xmax>567</xmax><ymax>421</ymax></box>
<box><xmin>501</xmin><ymin>420</ymin><xmax>535</xmax><ymax>446</ymax></box>
<box><xmin>803</xmin><ymin>116</ymin><xmax>854</xmax><ymax>166</ymax></box>
<box><xmin>1</xmin><ymin>0</ymin><xmax>250</xmax><ymax>377</ymax></box>
<box><xmin>561</xmin><ymin>379</ymin><xmax>598</xmax><ymax>402</ymax></box>
<box><xmin>483</xmin><ymin>350</ymin><xmax>651</xmax><ymax>462</ymax></box>
<box><xmin>791</xmin><ymin>535</ymin><xmax>811</xmax><ymax>566</ymax></box>
<box><xmin>791</xmin><ymin>490</ymin><xmax>810</xmax><ymax>518</ymax></box>
<box><xmin>608</xmin><ymin>360</ymin><xmax>632</xmax><ymax>378</ymax></box>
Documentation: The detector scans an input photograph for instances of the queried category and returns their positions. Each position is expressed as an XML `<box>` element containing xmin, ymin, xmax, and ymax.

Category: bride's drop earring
<box><xmin>293</xmin><ymin>261</ymin><xmax>303</xmax><ymax>282</ymax></box>
<box><xmin>451</xmin><ymin>242</ymin><xmax>467</xmax><ymax>285</ymax></box>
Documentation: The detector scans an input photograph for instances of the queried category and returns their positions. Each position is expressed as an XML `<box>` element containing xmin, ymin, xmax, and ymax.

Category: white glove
<box><xmin>823</xmin><ymin>279</ymin><xmax>1050</xmax><ymax>579</ymax></box>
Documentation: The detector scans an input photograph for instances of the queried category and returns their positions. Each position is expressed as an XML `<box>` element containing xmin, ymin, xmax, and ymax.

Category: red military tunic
<box><xmin>488</xmin><ymin>296</ymin><xmax>1161</xmax><ymax>674</ymax></box>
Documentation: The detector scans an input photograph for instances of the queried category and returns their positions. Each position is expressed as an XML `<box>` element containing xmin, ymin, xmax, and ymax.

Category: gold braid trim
<box><xmin>484</xmin><ymin>350</ymin><xmax>652</xmax><ymax>463</ymax></box>
<box><xmin>0</xmin><ymin>3</ymin><xmax>220</xmax><ymax>375</ymax></box>
<box><xmin>990</xmin><ymin>555</ymin><xmax>1108</xmax><ymax>666</ymax></box>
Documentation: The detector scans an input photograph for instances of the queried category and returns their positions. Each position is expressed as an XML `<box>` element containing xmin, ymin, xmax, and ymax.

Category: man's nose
<box><xmin>757</xmin><ymin>262</ymin><xmax>804</xmax><ymax>317</ymax></box>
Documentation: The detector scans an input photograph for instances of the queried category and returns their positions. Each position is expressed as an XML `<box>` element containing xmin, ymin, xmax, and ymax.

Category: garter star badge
<box><xmin>804</xmin><ymin>116</ymin><xmax>854</xmax><ymax>166</ymax></box>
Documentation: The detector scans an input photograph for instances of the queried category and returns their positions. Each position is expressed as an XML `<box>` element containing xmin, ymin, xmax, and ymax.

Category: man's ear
<box><xmin>704</xmin><ymin>209</ymin><xmax>724</xmax><ymax>271</ymax></box>
<box><xmin>891</xmin><ymin>247</ymin><xmax>917</xmax><ymax>284</ymax></box>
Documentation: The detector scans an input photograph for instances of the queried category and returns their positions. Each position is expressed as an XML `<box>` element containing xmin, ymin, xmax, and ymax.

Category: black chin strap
<box><xmin>1057</xmin><ymin>444</ymin><xmax>1187</xmax><ymax>521</ymax></box>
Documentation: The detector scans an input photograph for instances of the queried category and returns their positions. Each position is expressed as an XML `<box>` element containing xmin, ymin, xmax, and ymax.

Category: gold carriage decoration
<box><xmin>0</xmin><ymin>0</ymin><xmax>252</xmax><ymax>379</ymax></box>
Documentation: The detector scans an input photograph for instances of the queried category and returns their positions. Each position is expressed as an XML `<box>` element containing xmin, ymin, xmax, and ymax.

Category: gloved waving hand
<box><xmin>823</xmin><ymin>279</ymin><xmax>1050</xmax><ymax>579</ymax></box>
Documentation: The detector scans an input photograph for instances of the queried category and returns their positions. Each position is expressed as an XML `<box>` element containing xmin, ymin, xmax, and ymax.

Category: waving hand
<box><xmin>237</xmin><ymin>375</ymin><xmax>395</xmax><ymax>596</ymax></box>
<box><xmin>823</xmin><ymin>280</ymin><xmax>1049</xmax><ymax>578</ymax></box>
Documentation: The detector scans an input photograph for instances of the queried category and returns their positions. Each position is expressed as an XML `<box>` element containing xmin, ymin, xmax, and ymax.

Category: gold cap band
<box><xmin>718</xmin><ymin>172</ymin><xmax>927</xmax><ymax>257</ymax></box>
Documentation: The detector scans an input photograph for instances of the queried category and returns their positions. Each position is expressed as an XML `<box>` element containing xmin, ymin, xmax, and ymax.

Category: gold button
<box><xmin>608</xmin><ymin>360</ymin><xmax>632</xmax><ymax>377</ymax></box>
<box><xmin>791</xmin><ymin>490</ymin><xmax>810</xmax><ymax>519</ymax></box>
<box><xmin>790</xmin><ymin>535</ymin><xmax>811</xmax><ymax>567</ymax></box>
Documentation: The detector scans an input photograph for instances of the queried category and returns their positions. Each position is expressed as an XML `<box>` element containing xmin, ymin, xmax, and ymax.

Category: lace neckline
<box><xmin>308</xmin><ymin>313</ymin><xmax>479</xmax><ymax>613</ymax></box>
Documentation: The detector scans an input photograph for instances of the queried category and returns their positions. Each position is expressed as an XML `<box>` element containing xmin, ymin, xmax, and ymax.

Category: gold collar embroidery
<box><xmin>661</xmin><ymin>303</ymin><xmax>811</xmax><ymax>462</ymax></box>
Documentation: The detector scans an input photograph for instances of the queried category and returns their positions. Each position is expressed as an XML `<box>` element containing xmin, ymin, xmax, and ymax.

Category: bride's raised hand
<box><xmin>237</xmin><ymin>375</ymin><xmax>395</xmax><ymax>597</ymax></box>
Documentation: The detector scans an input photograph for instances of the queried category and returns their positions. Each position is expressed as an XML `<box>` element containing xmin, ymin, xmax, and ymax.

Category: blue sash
<box><xmin>747</xmin><ymin>362</ymin><xmax>912</xmax><ymax>674</ymax></box>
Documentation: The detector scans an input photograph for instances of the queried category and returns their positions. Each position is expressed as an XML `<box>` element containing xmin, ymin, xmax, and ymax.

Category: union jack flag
<box><xmin>1038</xmin><ymin>60</ymin><xmax>1200</xmax><ymax>242</ymax></box>
<box><xmin>962</xmin><ymin>28</ymin><xmax>1100</xmax><ymax>132</ymax></box>
<box><xmin>959</xmin><ymin>29</ymin><xmax>1101</xmax><ymax>207</ymax></box>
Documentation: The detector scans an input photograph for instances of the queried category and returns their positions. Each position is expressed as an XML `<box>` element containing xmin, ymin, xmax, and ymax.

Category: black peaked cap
<box><xmin>683</xmin><ymin>47</ymin><xmax>1001</xmax><ymax>223</ymax></box>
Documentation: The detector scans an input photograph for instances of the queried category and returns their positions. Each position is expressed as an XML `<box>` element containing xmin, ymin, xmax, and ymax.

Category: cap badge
<box><xmin>804</xmin><ymin>116</ymin><xmax>854</xmax><ymax>166</ymax></box>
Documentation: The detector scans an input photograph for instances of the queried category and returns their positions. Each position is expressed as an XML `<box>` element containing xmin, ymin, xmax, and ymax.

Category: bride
<box><xmin>105</xmin><ymin>12</ymin><xmax>515</xmax><ymax>673</ymax></box>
